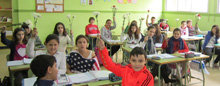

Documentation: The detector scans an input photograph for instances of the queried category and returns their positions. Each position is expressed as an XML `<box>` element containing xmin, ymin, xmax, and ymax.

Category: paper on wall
<box><xmin>37</xmin><ymin>0</ymin><xmax>44</xmax><ymax>4</ymax></box>
<box><xmin>45</xmin><ymin>4</ymin><xmax>54</xmax><ymax>12</ymax></box>
<box><xmin>37</xmin><ymin>5</ymin><xmax>44</xmax><ymax>10</ymax></box>
<box><xmin>54</xmin><ymin>5</ymin><xmax>63</xmax><ymax>11</ymax></box>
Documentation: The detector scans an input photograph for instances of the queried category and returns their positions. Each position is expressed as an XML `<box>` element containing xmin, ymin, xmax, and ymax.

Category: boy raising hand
<box><xmin>97</xmin><ymin>39</ymin><xmax>154</xmax><ymax>86</ymax></box>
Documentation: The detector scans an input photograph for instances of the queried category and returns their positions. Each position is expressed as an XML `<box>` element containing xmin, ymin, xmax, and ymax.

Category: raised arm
<box><xmin>1</xmin><ymin>26</ymin><xmax>12</xmax><ymax>47</ymax></box>
<box><xmin>97</xmin><ymin>39</ymin><xmax>125</xmax><ymax>77</ymax></box>
<box><xmin>110</xmin><ymin>16</ymin><xmax>117</xmax><ymax>30</ymax></box>
<box><xmin>146</xmin><ymin>15</ymin><xmax>149</xmax><ymax>27</ymax></box>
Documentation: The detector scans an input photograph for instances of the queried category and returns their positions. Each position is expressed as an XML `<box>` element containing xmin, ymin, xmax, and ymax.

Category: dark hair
<box><xmin>75</xmin><ymin>34</ymin><xmax>89</xmax><ymax>45</ymax></box>
<box><xmin>186</xmin><ymin>20</ymin><xmax>192</xmax><ymax>24</ymax></box>
<box><xmin>45</xmin><ymin>34</ymin><xmax>59</xmax><ymax>44</ymax></box>
<box><xmin>13</xmin><ymin>27</ymin><xmax>27</xmax><ymax>45</ymax></box>
<box><xmin>173</xmin><ymin>28</ymin><xmax>181</xmax><ymax>34</ymax></box>
<box><xmin>211</xmin><ymin>25</ymin><xmax>219</xmax><ymax>39</ymax></box>
<box><xmin>131</xmin><ymin>20</ymin><xmax>137</xmax><ymax>25</ymax></box>
<box><xmin>106</xmin><ymin>19</ymin><xmax>112</xmax><ymax>23</ymax></box>
<box><xmin>89</xmin><ymin>17</ymin><xmax>95</xmax><ymax>22</ymax></box>
<box><xmin>127</xmin><ymin>24</ymin><xmax>140</xmax><ymax>39</ymax></box>
<box><xmin>130</xmin><ymin>47</ymin><xmax>147</xmax><ymax>59</ymax></box>
<box><xmin>147</xmin><ymin>26</ymin><xmax>155</xmax><ymax>31</ymax></box>
<box><xmin>153</xmin><ymin>24</ymin><xmax>162</xmax><ymax>43</ymax></box>
<box><xmin>53</xmin><ymin>22</ymin><xmax>67</xmax><ymax>36</ymax></box>
<box><xmin>31</xmin><ymin>55</ymin><xmax>56</xmax><ymax>85</ymax></box>
<box><xmin>151</xmin><ymin>17</ymin><xmax>155</xmax><ymax>19</ymax></box>
<box><xmin>181</xmin><ymin>21</ymin><xmax>186</xmax><ymax>24</ymax></box>
<box><xmin>21</xmin><ymin>23</ymin><xmax>29</xmax><ymax>29</ymax></box>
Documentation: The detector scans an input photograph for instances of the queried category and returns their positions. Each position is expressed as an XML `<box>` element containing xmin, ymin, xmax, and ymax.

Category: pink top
<box><xmin>14</xmin><ymin>44</ymin><xmax>29</xmax><ymax>60</ymax></box>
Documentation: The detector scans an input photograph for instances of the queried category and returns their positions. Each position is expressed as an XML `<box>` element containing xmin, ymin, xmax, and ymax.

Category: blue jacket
<box><xmin>202</xmin><ymin>31</ymin><xmax>218</xmax><ymax>50</ymax></box>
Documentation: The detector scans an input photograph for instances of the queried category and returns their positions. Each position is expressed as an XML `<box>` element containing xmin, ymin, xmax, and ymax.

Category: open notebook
<box><xmin>23</xmin><ymin>70</ymin><xmax>112</xmax><ymax>86</ymax></box>
<box><xmin>7</xmin><ymin>58</ymin><xmax>32</xmax><ymax>66</ymax></box>
<box><xmin>147</xmin><ymin>54</ymin><xmax>176</xmax><ymax>59</ymax></box>
<box><xmin>68</xmin><ymin>70</ymin><xmax>112</xmax><ymax>84</ymax></box>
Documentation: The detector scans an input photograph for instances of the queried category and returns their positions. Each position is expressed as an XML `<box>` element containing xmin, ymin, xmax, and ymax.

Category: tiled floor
<box><xmin>1</xmin><ymin>48</ymin><xmax>220</xmax><ymax>86</ymax></box>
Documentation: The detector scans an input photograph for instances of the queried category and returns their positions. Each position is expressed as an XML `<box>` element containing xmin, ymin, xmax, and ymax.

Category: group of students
<box><xmin>1</xmin><ymin>13</ymin><xmax>220</xmax><ymax>86</ymax></box>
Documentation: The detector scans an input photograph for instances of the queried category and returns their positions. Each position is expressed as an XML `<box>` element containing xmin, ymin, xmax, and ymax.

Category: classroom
<box><xmin>0</xmin><ymin>0</ymin><xmax>220</xmax><ymax>86</ymax></box>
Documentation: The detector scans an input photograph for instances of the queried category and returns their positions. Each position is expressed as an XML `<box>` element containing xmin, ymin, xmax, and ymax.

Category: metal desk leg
<box><xmin>91</xmin><ymin>38</ymin><xmax>94</xmax><ymax>50</ymax></box>
<box><xmin>185</xmin><ymin>61</ymin><xmax>188</xmax><ymax>86</ymax></box>
<box><xmin>176</xmin><ymin>63</ymin><xmax>183</xmax><ymax>86</ymax></box>
<box><xmin>200</xmin><ymin>60</ymin><xmax>205</xmax><ymax>86</ymax></box>
<box><xmin>158</xmin><ymin>65</ymin><xmax>161</xmax><ymax>86</ymax></box>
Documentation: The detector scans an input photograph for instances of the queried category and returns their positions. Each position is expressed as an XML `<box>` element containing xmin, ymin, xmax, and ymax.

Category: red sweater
<box><xmin>162</xmin><ymin>39</ymin><xmax>189</xmax><ymax>53</ymax></box>
<box><xmin>98</xmin><ymin>48</ymin><xmax>154</xmax><ymax>86</ymax></box>
<box><xmin>85</xmin><ymin>24</ymin><xmax>100</xmax><ymax>35</ymax></box>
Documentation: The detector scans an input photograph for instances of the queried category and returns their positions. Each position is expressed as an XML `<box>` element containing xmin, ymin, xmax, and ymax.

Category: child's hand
<box><xmin>31</xmin><ymin>28</ymin><xmax>38</xmax><ymax>38</ymax></box>
<box><xmin>1</xmin><ymin>26</ymin><xmax>6</xmax><ymax>33</ymax></box>
<box><xmin>113</xmin><ymin>16</ymin><xmax>116</xmax><ymax>21</ymax></box>
<box><xmin>70</xmin><ymin>29</ymin><xmax>73</xmax><ymax>35</ymax></box>
<box><xmin>97</xmin><ymin>38</ymin><xmax>105</xmax><ymax>50</ymax></box>
<box><xmin>144</xmin><ymin>36</ymin><xmax>148</xmax><ymax>42</ymax></box>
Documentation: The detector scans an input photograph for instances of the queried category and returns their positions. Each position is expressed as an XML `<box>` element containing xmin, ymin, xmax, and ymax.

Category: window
<box><xmin>166</xmin><ymin>0</ymin><xmax>208</xmax><ymax>12</ymax></box>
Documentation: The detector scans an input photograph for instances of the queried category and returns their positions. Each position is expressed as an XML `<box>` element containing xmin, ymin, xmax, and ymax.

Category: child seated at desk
<box><xmin>30</xmin><ymin>55</ymin><xmax>58</xmax><ymax>86</ymax></box>
<box><xmin>1</xmin><ymin>27</ymin><xmax>29</xmax><ymax>86</ymax></box>
<box><xmin>121</xmin><ymin>24</ymin><xmax>142</xmax><ymax>47</ymax></box>
<box><xmin>27</xmin><ymin>30</ymin><xmax>66</xmax><ymax>74</ymax></box>
<box><xmin>202</xmin><ymin>25</ymin><xmax>220</xmax><ymax>66</ymax></box>
<box><xmin>97</xmin><ymin>39</ymin><xmax>154</xmax><ymax>86</ymax></box>
<box><xmin>66</xmin><ymin>35</ymin><xmax>100</xmax><ymax>73</ymax></box>
<box><xmin>162</xmin><ymin>28</ymin><xmax>189</xmax><ymax>82</ymax></box>
<box><xmin>139</xmin><ymin>26</ymin><xmax>156</xmax><ymax>54</ymax></box>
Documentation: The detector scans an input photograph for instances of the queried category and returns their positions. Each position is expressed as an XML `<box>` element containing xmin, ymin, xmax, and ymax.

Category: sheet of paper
<box><xmin>90</xmin><ymin>70</ymin><xmax>112</xmax><ymax>80</ymax></box>
<box><xmin>81</xmin><ymin>0</ymin><xmax>87</xmax><ymax>5</ymax></box>
<box><xmin>23</xmin><ymin>77</ymin><xmax>37</xmax><ymax>86</ymax></box>
<box><xmin>155</xmin><ymin>43</ymin><xmax>162</xmax><ymax>48</ymax></box>
<box><xmin>37</xmin><ymin>0</ymin><xmax>44</xmax><ymax>4</ymax></box>
<box><xmin>68</xmin><ymin>72</ymin><xmax>96</xmax><ymax>84</ymax></box>
<box><xmin>37</xmin><ymin>5</ymin><xmax>44</xmax><ymax>10</ymax></box>
<box><xmin>129</xmin><ymin>44</ymin><xmax>140</xmax><ymax>49</ymax></box>
<box><xmin>7</xmin><ymin>60</ymin><xmax>24</xmax><ymax>66</ymax></box>
<box><xmin>45</xmin><ymin>4</ymin><xmax>54</xmax><ymax>12</ymax></box>
<box><xmin>54</xmin><ymin>5</ymin><xmax>63</xmax><ymax>11</ymax></box>
<box><xmin>23</xmin><ymin>58</ymin><xmax>32</xmax><ymax>64</ymax></box>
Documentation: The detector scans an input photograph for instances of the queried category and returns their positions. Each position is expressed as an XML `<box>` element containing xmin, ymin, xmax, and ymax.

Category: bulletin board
<box><xmin>36</xmin><ymin>0</ymin><xmax>64</xmax><ymax>13</ymax></box>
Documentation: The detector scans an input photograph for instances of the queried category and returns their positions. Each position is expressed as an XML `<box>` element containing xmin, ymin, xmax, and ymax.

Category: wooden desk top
<box><xmin>9</xmin><ymin>64</ymin><xmax>30</xmax><ymax>72</ymax></box>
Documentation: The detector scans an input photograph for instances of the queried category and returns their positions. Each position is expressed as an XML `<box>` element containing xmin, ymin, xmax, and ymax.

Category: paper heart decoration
<box><xmin>17</xmin><ymin>48</ymin><xmax>26</xmax><ymax>57</ymax></box>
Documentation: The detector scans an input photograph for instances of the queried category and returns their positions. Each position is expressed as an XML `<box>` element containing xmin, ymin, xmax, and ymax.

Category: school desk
<box><xmin>182</xmin><ymin>36</ymin><xmax>204</xmax><ymax>52</ymax></box>
<box><xmin>8</xmin><ymin>64</ymin><xmax>30</xmax><ymax>86</ymax></box>
<box><xmin>104</xmin><ymin>39</ymin><xmax>123</xmax><ymax>62</ymax></box>
<box><xmin>73</xmin><ymin>80</ymin><xmax>121</xmax><ymax>86</ymax></box>
<box><xmin>122</xmin><ymin>46</ymin><xmax>209</xmax><ymax>86</ymax></box>
<box><xmin>211</xmin><ymin>44</ymin><xmax>220</xmax><ymax>68</ymax></box>
<box><xmin>22</xmin><ymin>73</ymin><xmax>122</xmax><ymax>86</ymax></box>
<box><xmin>88</xmin><ymin>34</ymin><xmax>100</xmax><ymax>50</ymax></box>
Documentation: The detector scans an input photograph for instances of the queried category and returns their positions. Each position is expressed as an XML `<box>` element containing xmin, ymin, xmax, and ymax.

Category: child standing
<box><xmin>146</xmin><ymin>15</ymin><xmax>156</xmax><ymax>27</ymax></box>
<box><xmin>85</xmin><ymin>17</ymin><xmax>100</xmax><ymax>50</ymax></box>
<box><xmin>53</xmin><ymin>22</ymin><xmax>74</xmax><ymax>53</ymax></box>
<box><xmin>30</xmin><ymin>55</ymin><xmax>58</xmax><ymax>86</ymax></box>
<box><xmin>97</xmin><ymin>39</ymin><xmax>154</xmax><ymax>86</ymax></box>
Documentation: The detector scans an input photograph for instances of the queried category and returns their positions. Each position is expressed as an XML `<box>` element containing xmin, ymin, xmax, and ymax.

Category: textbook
<box><xmin>6</xmin><ymin>58</ymin><xmax>32</xmax><ymax>66</ymax></box>
<box><xmin>68</xmin><ymin>70</ymin><xmax>112</xmax><ymax>84</ymax></box>
<box><xmin>147</xmin><ymin>54</ymin><xmax>176</xmax><ymax>59</ymax></box>
<box><xmin>23</xmin><ymin>70</ymin><xmax>112</xmax><ymax>86</ymax></box>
